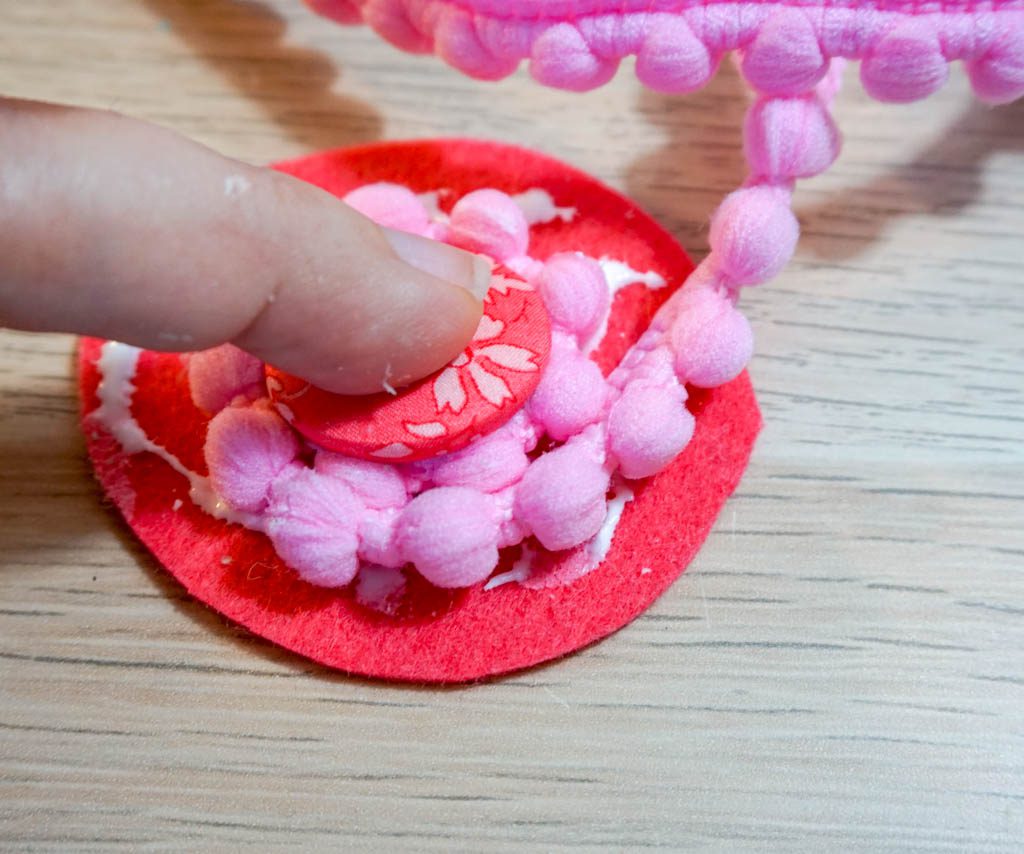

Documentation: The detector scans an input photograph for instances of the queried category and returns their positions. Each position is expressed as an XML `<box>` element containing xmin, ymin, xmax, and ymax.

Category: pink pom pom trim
<box><xmin>304</xmin><ymin>0</ymin><xmax>1024</xmax><ymax>105</ymax></box>
<box><xmin>185</xmin><ymin>180</ymin><xmax>763</xmax><ymax>591</ymax></box>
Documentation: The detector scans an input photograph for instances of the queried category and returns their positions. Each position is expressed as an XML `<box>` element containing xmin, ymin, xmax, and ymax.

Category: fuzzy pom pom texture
<box><xmin>307</xmin><ymin>0</ymin><xmax>1024</xmax><ymax>104</ymax></box>
<box><xmin>79</xmin><ymin>140</ymin><xmax>762</xmax><ymax>681</ymax></box>
<box><xmin>133</xmin><ymin>178</ymin><xmax>756</xmax><ymax>592</ymax></box>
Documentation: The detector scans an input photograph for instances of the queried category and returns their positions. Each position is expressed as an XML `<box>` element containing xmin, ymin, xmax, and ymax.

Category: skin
<box><xmin>0</xmin><ymin>98</ymin><xmax>489</xmax><ymax>394</ymax></box>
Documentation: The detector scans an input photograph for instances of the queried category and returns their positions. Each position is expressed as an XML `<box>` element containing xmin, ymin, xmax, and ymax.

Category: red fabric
<box><xmin>265</xmin><ymin>268</ymin><xmax>551</xmax><ymax>461</ymax></box>
<box><xmin>78</xmin><ymin>140</ymin><xmax>761</xmax><ymax>683</ymax></box>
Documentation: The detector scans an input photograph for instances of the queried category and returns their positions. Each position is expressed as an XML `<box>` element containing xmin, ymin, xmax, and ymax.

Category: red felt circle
<box><xmin>264</xmin><ymin>268</ymin><xmax>551</xmax><ymax>462</ymax></box>
<box><xmin>78</xmin><ymin>140</ymin><xmax>761</xmax><ymax>683</ymax></box>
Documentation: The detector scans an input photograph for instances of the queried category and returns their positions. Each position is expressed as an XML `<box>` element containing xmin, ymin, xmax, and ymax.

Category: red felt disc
<box><xmin>265</xmin><ymin>268</ymin><xmax>551</xmax><ymax>462</ymax></box>
<box><xmin>78</xmin><ymin>140</ymin><xmax>761</xmax><ymax>683</ymax></box>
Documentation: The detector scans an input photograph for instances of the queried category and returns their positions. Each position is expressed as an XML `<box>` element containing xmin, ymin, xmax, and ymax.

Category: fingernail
<box><xmin>469</xmin><ymin>254</ymin><xmax>493</xmax><ymax>301</ymax></box>
<box><xmin>384</xmin><ymin>227</ymin><xmax>492</xmax><ymax>302</ymax></box>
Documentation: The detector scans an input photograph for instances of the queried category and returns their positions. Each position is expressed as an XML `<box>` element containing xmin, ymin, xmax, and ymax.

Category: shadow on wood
<box><xmin>627</xmin><ymin>69</ymin><xmax>1024</xmax><ymax>269</ymax></box>
<box><xmin>142</xmin><ymin>0</ymin><xmax>381</xmax><ymax>150</ymax></box>
<box><xmin>624</xmin><ymin>62</ymin><xmax>752</xmax><ymax>259</ymax></box>
<box><xmin>798</xmin><ymin>98</ymin><xmax>1024</xmax><ymax>261</ymax></box>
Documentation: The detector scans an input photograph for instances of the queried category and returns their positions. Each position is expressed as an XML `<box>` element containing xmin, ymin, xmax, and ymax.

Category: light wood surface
<box><xmin>2</xmin><ymin>2</ymin><xmax>1022</xmax><ymax>850</ymax></box>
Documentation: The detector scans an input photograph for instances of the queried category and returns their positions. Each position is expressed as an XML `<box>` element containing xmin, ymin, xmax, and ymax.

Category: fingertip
<box><xmin>238</xmin><ymin>256</ymin><xmax>484</xmax><ymax>396</ymax></box>
<box><xmin>374</xmin><ymin>268</ymin><xmax>485</xmax><ymax>392</ymax></box>
<box><xmin>229</xmin><ymin>171</ymin><xmax>490</xmax><ymax>396</ymax></box>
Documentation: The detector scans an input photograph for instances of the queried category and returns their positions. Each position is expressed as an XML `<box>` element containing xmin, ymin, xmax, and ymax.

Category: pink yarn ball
<box><xmin>861</xmin><ymin>20</ymin><xmax>949</xmax><ymax>103</ymax></box>
<box><xmin>536</xmin><ymin>253</ymin><xmax>610</xmax><ymax>341</ymax></box>
<box><xmin>491</xmin><ymin>486</ymin><xmax>528</xmax><ymax>548</ymax></box>
<box><xmin>514</xmin><ymin>444</ymin><xmax>610</xmax><ymax>551</ymax></box>
<box><xmin>741</xmin><ymin>9</ymin><xmax>828</xmax><ymax>96</ymax></box>
<box><xmin>744</xmin><ymin>95</ymin><xmax>841</xmax><ymax>180</ymax></box>
<box><xmin>363</xmin><ymin>0</ymin><xmax>432</xmax><ymax>53</ymax></box>
<box><xmin>429</xmin><ymin>429</ymin><xmax>530</xmax><ymax>492</ymax></box>
<box><xmin>435</xmin><ymin>9</ymin><xmax>518</xmax><ymax>80</ymax></box>
<box><xmin>619</xmin><ymin>346</ymin><xmax>676</xmax><ymax>391</ymax></box>
<box><xmin>357</xmin><ymin>507</ymin><xmax>404</xmax><ymax>568</ymax></box>
<box><xmin>709</xmin><ymin>185</ymin><xmax>799</xmax><ymax>286</ymax></box>
<box><xmin>608</xmin><ymin>381</ymin><xmax>695</xmax><ymax>479</ymax></box>
<box><xmin>188</xmin><ymin>344</ymin><xmax>264</xmax><ymax>414</ymax></box>
<box><xmin>967</xmin><ymin>19</ymin><xmax>1024</xmax><ymax>104</ymax></box>
<box><xmin>396</xmin><ymin>487</ymin><xmax>500</xmax><ymax>588</ymax></box>
<box><xmin>475</xmin><ymin>16</ymin><xmax>542</xmax><ymax>64</ymax></box>
<box><xmin>670</xmin><ymin>286</ymin><xmax>754</xmax><ymax>388</ymax></box>
<box><xmin>527</xmin><ymin>342</ymin><xmax>608</xmax><ymax>441</ymax></box>
<box><xmin>314</xmin><ymin>452</ymin><xmax>409</xmax><ymax>509</ymax></box>
<box><xmin>343</xmin><ymin>183</ymin><xmax>432</xmax><ymax>235</ymax></box>
<box><xmin>266</xmin><ymin>468</ymin><xmax>362</xmax><ymax>587</ymax></box>
<box><xmin>577</xmin><ymin>13</ymin><xmax>648</xmax><ymax>59</ymax></box>
<box><xmin>635</xmin><ymin>14</ymin><xmax>715</xmax><ymax>94</ymax></box>
<box><xmin>529</xmin><ymin>23</ymin><xmax>618</xmax><ymax>92</ymax></box>
<box><xmin>205</xmin><ymin>403</ymin><xmax>300</xmax><ymax>513</ymax></box>
<box><xmin>447</xmin><ymin>189</ymin><xmax>530</xmax><ymax>261</ymax></box>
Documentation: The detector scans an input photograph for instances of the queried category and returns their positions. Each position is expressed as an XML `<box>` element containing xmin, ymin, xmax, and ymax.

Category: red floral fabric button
<box><xmin>265</xmin><ymin>269</ymin><xmax>551</xmax><ymax>462</ymax></box>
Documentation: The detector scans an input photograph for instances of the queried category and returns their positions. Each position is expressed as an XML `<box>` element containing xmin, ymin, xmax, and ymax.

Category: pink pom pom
<box><xmin>619</xmin><ymin>346</ymin><xmax>676</xmax><ymax>390</ymax></box>
<box><xmin>861</xmin><ymin>20</ymin><xmax>948</xmax><ymax>103</ymax></box>
<box><xmin>447</xmin><ymin>189</ymin><xmax>529</xmax><ymax>261</ymax></box>
<box><xmin>608</xmin><ymin>381</ymin><xmax>694</xmax><ymax>479</ymax></box>
<box><xmin>343</xmin><ymin>183</ymin><xmax>431</xmax><ymax>235</ymax></box>
<box><xmin>435</xmin><ymin>9</ymin><xmax>518</xmax><ymax>80</ymax></box>
<box><xmin>530</xmin><ymin>23</ymin><xmax>618</xmax><ymax>92</ymax></box>
<box><xmin>429</xmin><ymin>430</ymin><xmax>530</xmax><ymax>492</ymax></box>
<box><xmin>266</xmin><ymin>468</ymin><xmax>362</xmax><ymax>587</ymax></box>
<box><xmin>670</xmin><ymin>286</ymin><xmax>754</xmax><ymax>387</ymax></box>
<box><xmin>357</xmin><ymin>507</ymin><xmax>404</xmax><ymax>568</ymax></box>
<box><xmin>536</xmin><ymin>253</ymin><xmax>610</xmax><ymax>342</ymax></box>
<box><xmin>314</xmin><ymin>452</ymin><xmax>409</xmax><ymax>509</ymax></box>
<box><xmin>490</xmin><ymin>486</ymin><xmax>528</xmax><ymax>548</ymax></box>
<box><xmin>636</xmin><ymin>14</ymin><xmax>715</xmax><ymax>94</ymax></box>
<box><xmin>578</xmin><ymin>13</ymin><xmax>647</xmax><ymax>59</ymax></box>
<box><xmin>188</xmin><ymin>344</ymin><xmax>264</xmax><ymax>414</ymax></box>
<box><xmin>363</xmin><ymin>0</ymin><xmax>432</xmax><ymax>53</ymax></box>
<box><xmin>744</xmin><ymin>95</ymin><xmax>841</xmax><ymax>179</ymax></box>
<box><xmin>527</xmin><ymin>340</ymin><xmax>608</xmax><ymax>441</ymax></box>
<box><xmin>396</xmin><ymin>487</ymin><xmax>500</xmax><ymax>588</ymax></box>
<box><xmin>709</xmin><ymin>185</ymin><xmax>799</xmax><ymax>286</ymax></box>
<box><xmin>205</xmin><ymin>403</ymin><xmax>300</xmax><ymax>512</ymax></box>
<box><xmin>967</xmin><ymin>18</ymin><xmax>1024</xmax><ymax>105</ymax></box>
<box><xmin>741</xmin><ymin>9</ymin><xmax>827</xmax><ymax>96</ymax></box>
<box><xmin>474</xmin><ymin>16</ymin><xmax>543</xmax><ymax>65</ymax></box>
<box><xmin>514</xmin><ymin>444</ymin><xmax>610</xmax><ymax>551</ymax></box>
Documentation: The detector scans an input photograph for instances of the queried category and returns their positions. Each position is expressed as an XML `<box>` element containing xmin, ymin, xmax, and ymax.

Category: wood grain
<box><xmin>1</xmin><ymin>1</ymin><xmax>1022</xmax><ymax>849</ymax></box>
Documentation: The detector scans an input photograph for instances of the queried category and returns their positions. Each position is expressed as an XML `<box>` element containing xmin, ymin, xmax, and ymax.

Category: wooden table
<box><xmin>2</xmin><ymin>2</ymin><xmax>1022</xmax><ymax>849</ymax></box>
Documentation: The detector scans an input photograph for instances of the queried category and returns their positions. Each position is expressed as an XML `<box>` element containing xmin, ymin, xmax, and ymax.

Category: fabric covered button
<box><xmin>265</xmin><ymin>269</ymin><xmax>551</xmax><ymax>462</ymax></box>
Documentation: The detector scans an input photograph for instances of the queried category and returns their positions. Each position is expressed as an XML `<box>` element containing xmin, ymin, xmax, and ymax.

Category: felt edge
<box><xmin>79</xmin><ymin>339</ymin><xmax>760</xmax><ymax>683</ymax></box>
